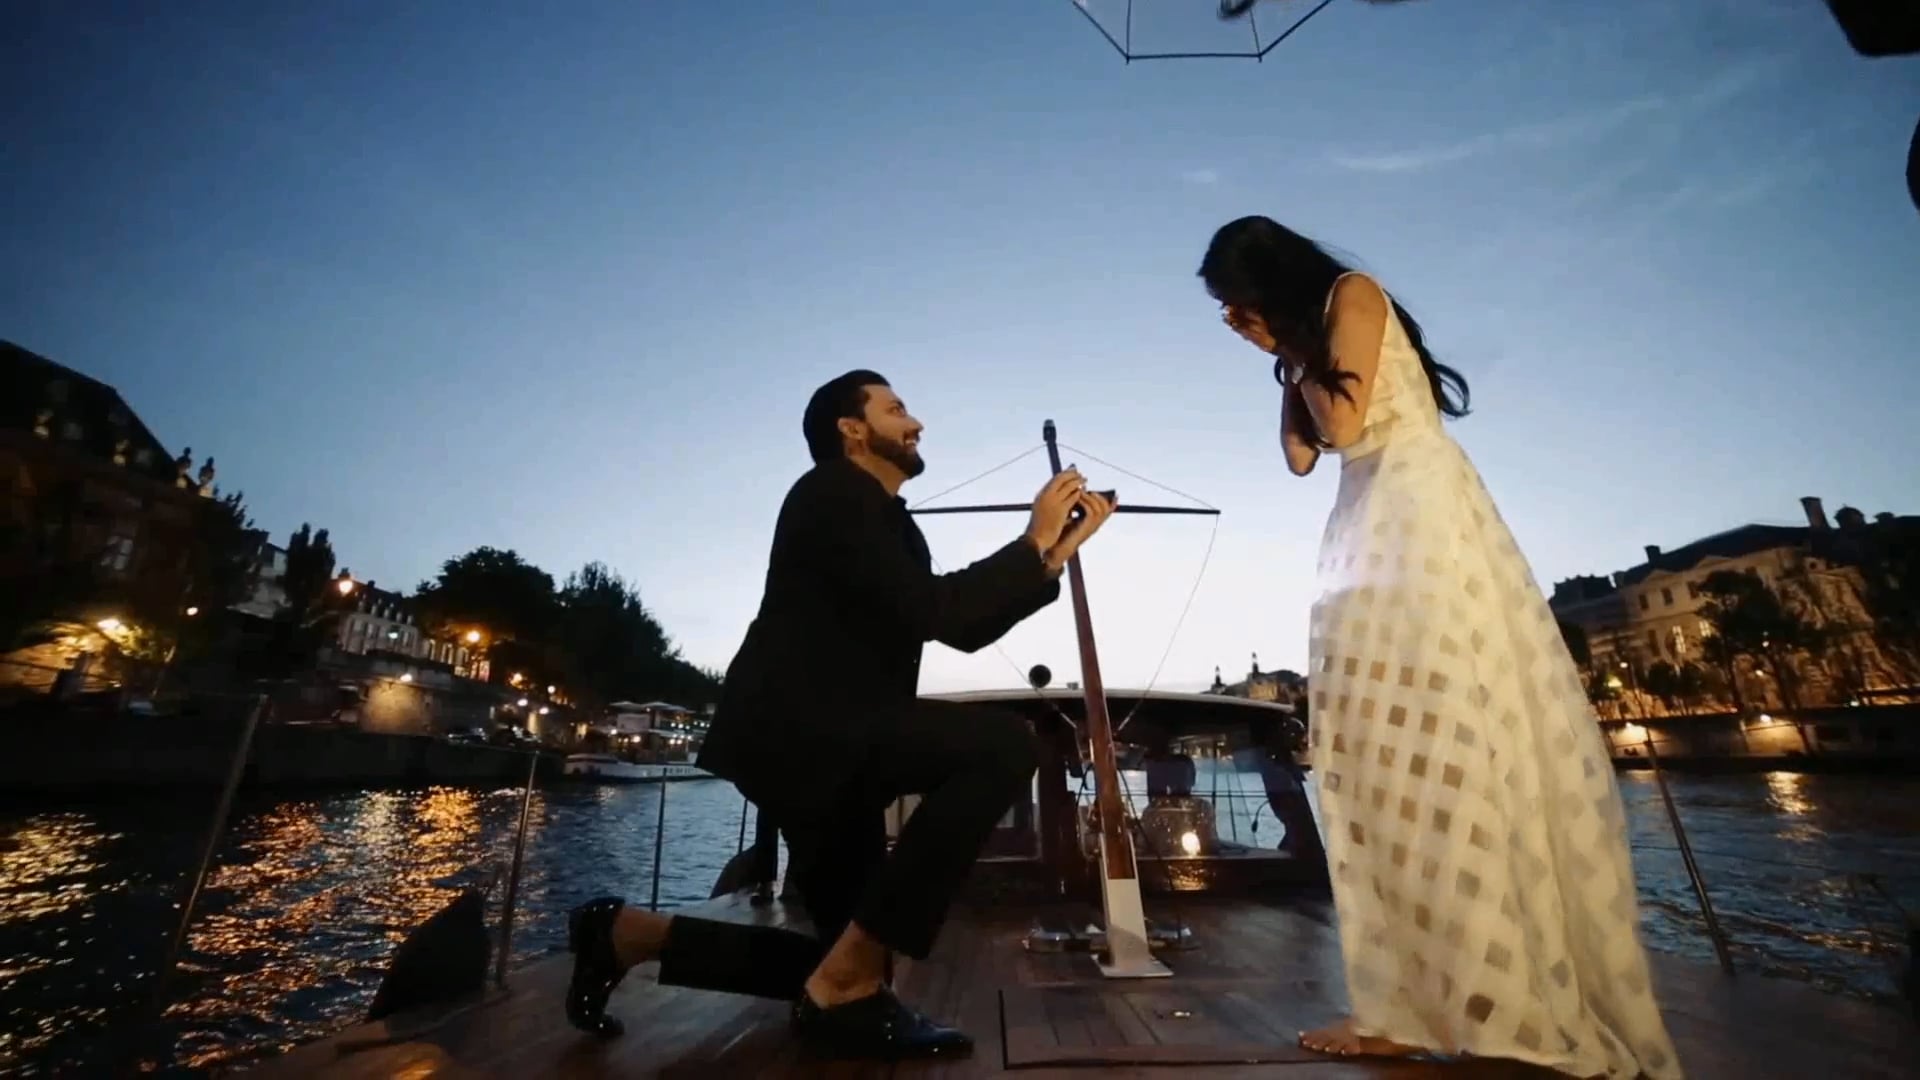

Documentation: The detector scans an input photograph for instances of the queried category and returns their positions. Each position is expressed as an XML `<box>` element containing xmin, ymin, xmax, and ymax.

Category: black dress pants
<box><xmin>657</xmin><ymin>700</ymin><xmax>1039</xmax><ymax>1000</ymax></box>
<box><xmin>749</xmin><ymin>807</ymin><xmax>780</xmax><ymax>885</ymax></box>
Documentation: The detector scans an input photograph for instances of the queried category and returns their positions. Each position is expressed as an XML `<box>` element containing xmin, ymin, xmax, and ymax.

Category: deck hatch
<box><xmin>999</xmin><ymin>982</ymin><xmax>1336</xmax><ymax>1068</ymax></box>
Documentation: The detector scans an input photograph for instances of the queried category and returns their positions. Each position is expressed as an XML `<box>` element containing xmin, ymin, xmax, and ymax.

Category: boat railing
<box><xmin>130</xmin><ymin>694</ymin><xmax>685</xmax><ymax>1075</ymax></box>
<box><xmin>1072</xmin><ymin>747</ymin><xmax>1907</xmax><ymax>983</ymax></box>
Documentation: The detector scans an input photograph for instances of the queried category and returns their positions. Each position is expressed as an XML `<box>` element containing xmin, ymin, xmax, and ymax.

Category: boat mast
<box><xmin>1041</xmin><ymin>419</ymin><xmax>1171</xmax><ymax>980</ymax></box>
<box><xmin>908</xmin><ymin>421</ymin><xmax>1214</xmax><ymax>977</ymax></box>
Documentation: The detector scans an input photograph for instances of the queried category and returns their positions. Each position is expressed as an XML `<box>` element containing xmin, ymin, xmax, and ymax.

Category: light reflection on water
<box><xmin>0</xmin><ymin>771</ymin><xmax>1915</xmax><ymax>1075</ymax></box>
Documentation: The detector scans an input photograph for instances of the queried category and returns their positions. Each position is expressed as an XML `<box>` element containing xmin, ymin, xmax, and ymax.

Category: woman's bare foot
<box><xmin>1299</xmin><ymin>1016</ymin><xmax>1424</xmax><ymax>1058</ymax></box>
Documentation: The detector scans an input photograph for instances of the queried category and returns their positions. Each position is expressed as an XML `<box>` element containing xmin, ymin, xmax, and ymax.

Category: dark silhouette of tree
<box><xmin>553</xmin><ymin>560</ymin><xmax>721</xmax><ymax>708</ymax></box>
<box><xmin>1644</xmin><ymin>661</ymin><xmax>1682</xmax><ymax>715</ymax></box>
<box><xmin>191</xmin><ymin>492</ymin><xmax>261</xmax><ymax>608</ymax></box>
<box><xmin>2</xmin><ymin>490</ymin><xmax>261</xmax><ymax>663</ymax></box>
<box><xmin>281</xmin><ymin>524</ymin><xmax>339</xmax><ymax>626</ymax></box>
<box><xmin>1698</xmin><ymin>627</ymin><xmax>1748</xmax><ymax>714</ymax></box>
<box><xmin>403</xmin><ymin>547</ymin><xmax>721</xmax><ymax>705</ymax></box>
<box><xmin>1671</xmin><ymin>661</ymin><xmax>1711</xmax><ymax>713</ymax></box>
<box><xmin>1557</xmin><ymin>619</ymin><xmax>1592</xmax><ymax>670</ymax></box>
<box><xmin>1613</xmin><ymin>657</ymin><xmax>1648</xmax><ymax>719</ymax></box>
<box><xmin>1584</xmin><ymin>668</ymin><xmax>1621</xmax><ymax>719</ymax></box>
<box><xmin>413</xmin><ymin>548</ymin><xmax>560</xmax><ymax>664</ymax></box>
<box><xmin>0</xmin><ymin>568</ymin><xmax>102</xmax><ymax>652</ymax></box>
<box><xmin>1700</xmin><ymin>569</ymin><xmax>1820</xmax><ymax>712</ymax></box>
<box><xmin>1643</xmin><ymin>661</ymin><xmax>1711</xmax><ymax>716</ymax></box>
<box><xmin>166</xmin><ymin>491</ymin><xmax>263</xmax><ymax>659</ymax></box>
<box><xmin>255</xmin><ymin>523</ymin><xmax>345</xmax><ymax>677</ymax></box>
<box><xmin>1856</xmin><ymin>522</ymin><xmax>1920</xmax><ymax>684</ymax></box>
<box><xmin>1558</xmin><ymin>619</ymin><xmax>1626</xmax><ymax>718</ymax></box>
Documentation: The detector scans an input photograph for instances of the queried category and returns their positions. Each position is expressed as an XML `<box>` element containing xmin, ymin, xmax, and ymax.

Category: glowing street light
<box><xmin>517</xmin><ymin>698</ymin><xmax>530</xmax><ymax>708</ymax></box>
<box><xmin>184</xmin><ymin>606</ymin><xmax>200</xmax><ymax>617</ymax></box>
<box><xmin>399</xmin><ymin>672</ymin><xmax>414</xmax><ymax>683</ymax></box>
<box><xmin>336</xmin><ymin>574</ymin><xmax>357</xmax><ymax>596</ymax></box>
<box><xmin>538</xmin><ymin>706</ymin><xmax>551</xmax><ymax>716</ymax></box>
<box><xmin>96</xmin><ymin>617</ymin><xmax>123</xmax><ymax>633</ymax></box>
<box><xmin>464</xmin><ymin>630</ymin><xmax>482</xmax><ymax>645</ymax></box>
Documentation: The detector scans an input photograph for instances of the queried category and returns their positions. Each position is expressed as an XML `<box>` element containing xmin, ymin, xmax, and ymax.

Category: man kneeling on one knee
<box><xmin>560</xmin><ymin>369</ymin><xmax>1116</xmax><ymax>1059</ymax></box>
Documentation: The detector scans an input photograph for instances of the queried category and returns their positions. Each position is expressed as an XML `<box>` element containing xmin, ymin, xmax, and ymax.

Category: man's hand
<box><xmin>1024</xmin><ymin>468</ymin><xmax>1087</xmax><ymax>554</ymax></box>
<box><xmin>1044</xmin><ymin>490</ymin><xmax>1116</xmax><ymax>573</ymax></box>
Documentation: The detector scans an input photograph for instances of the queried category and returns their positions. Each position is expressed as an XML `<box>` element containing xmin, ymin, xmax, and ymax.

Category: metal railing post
<box><xmin>648</xmin><ymin>782</ymin><xmax>668</xmax><ymax>911</ymax></box>
<box><xmin>493</xmin><ymin>750</ymin><xmax>540</xmax><ymax>988</ymax></box>
<box><xmin>139</xmin><ymin>694</ymin><xmax>268</xmax><ymax>1074</ymax></box>
<box><xmin>1641</xmin><ymin>729</ymin><xmax>1736</xmax><ymax>974</ymax></box>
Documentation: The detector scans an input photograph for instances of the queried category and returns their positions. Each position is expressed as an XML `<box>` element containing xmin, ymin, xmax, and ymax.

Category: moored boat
<box><xmin>558</xmin><ymin>753</ymin><xmax>714</xmax><ymax>784</ymax></box>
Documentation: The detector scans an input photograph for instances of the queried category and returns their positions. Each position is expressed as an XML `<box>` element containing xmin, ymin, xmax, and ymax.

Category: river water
<box><xmin>1</xmin><ymin>770</ymin><xmax>1915</xmax><ymax>1075</ymax></box>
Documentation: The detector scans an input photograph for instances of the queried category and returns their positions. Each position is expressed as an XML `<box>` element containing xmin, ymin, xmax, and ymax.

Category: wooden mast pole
<box><xmin>1043</xmin><ymin>419</ymin><xmax>1170</xmax><ymax>979</ymax></box>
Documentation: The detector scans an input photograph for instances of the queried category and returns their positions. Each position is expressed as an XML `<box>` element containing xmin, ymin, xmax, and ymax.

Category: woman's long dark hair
<box><xmin>1198</xmin><ymin>216</ymin><xmax>1470</xmax><ymax>431</ymax></box>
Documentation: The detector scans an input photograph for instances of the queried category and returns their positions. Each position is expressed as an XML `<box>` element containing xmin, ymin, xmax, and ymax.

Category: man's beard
<box><xmin>870</xmin><ymin>433</ymin><xmax>925</xmax><ymax>479</ymax></box>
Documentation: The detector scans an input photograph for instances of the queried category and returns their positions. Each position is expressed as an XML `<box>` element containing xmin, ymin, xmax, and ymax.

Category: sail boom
<box><xmin>910</xmin><ymin>504</ymin><xmax>1217</xmax><ymax>517</ymax></box>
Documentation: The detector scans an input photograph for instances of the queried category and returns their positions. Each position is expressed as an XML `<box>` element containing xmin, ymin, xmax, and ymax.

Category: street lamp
<box><xmin>184</xmin><ymin>606</ymin><xmax>200</xmax><ymax>618</ymax></box>
<box><xmin>336</xmin><ymin>573</ymin><xmax>357</xmax><ymax>597</ymax></box>
<box><xmin>465</xmin><ymin>630</ymin><xmax>482</xmax><ymax>645</ymax></box>
<box><xmin>96</xmin><ymin>617</ymin><xmax>123</xmax><ymax>633</ymax></box>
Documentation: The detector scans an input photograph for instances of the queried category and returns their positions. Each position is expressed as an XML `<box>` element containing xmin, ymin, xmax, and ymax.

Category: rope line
<box><xmin>1057</xmin><ymin>443</ymin><xmax>1219</xmax><ymax>511</ymax></box>
<box><xmin>925</xmin><ymin>550</ymin><xmax>1085</xmax><ymax>735</ymax></box>
<box><xmin>1117</xmin><ymin>510</ymin><xmax>1222</xmax><ymax>735</ymax></box>
<box><xmin>914</xmin><ymin>435</ymin><xmax>1226</xmax><ymax>818</ymax></box>
<box><xmin>909</xmin><ymin>444</ymin><xmax>1046</xmax><ymax>511</ymax></box>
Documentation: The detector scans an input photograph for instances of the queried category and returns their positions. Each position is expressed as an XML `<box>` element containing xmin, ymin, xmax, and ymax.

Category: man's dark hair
<box><xmin>802</xmin><ymin>369</ymin><xmax>889</xmax><ymax>464</ymax></box>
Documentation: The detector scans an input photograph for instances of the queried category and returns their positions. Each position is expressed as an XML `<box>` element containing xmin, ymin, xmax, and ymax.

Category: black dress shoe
<box><xmin>565</xmin><ymin>896</ymin><xmax>629</xmax><ymax>1038</ymax></box>
<box><xmin>790</xmin><ymin>986</ymin><xmax>973</xmax><ymax>1060</ymax></box>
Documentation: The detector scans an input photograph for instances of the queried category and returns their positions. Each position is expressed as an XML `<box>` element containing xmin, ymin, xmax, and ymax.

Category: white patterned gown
<box><xmin>1305</xmin><ymin>273</ymin><xmax>1683</xmax><ymax>1078</ymax></box>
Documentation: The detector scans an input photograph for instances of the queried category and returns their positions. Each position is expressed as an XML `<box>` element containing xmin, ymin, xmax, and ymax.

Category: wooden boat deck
<box><xmin>249</xmin><ymin>891</ymin><xmax>1919</xmax><ymax>1079</ymax></box>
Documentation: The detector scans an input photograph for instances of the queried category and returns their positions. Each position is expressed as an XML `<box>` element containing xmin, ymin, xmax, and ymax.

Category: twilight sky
<box><xmin>4</xmin><ymin>0</ymin><xmax>1916</xmax><ymax>693</ymax></box>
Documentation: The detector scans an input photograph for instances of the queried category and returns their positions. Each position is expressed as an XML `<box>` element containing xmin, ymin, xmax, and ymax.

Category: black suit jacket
<box><xmin>698</xmin><ymin>458</ymin><xmax>1061</xmax><ymax>815</ymax></box>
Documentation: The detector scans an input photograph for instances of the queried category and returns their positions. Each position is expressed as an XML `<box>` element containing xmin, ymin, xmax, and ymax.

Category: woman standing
<box><xmin>1197</xmin><ymin>216</ymin><xmax>1681</xmax><ymax>1078</ymax></box>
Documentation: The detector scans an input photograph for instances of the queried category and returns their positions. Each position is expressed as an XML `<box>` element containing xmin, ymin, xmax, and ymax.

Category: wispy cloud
<box><xmin>1180</xmin><ymin>167</ymin><xmax>1220</xmax><ymax>186</ymax></box>
<box><xmin>1326</xmin><ymin>55</ymin><xmax>1777</xmax><ymax>176</ymax></box>
<box><xmin>1328</xmin><ymin>96</ymin><xmax>1666</xmax><ymax>174</ymax></box>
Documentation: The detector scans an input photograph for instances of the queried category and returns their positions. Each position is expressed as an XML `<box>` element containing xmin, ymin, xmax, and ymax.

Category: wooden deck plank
<box><xmin>1044</xmin><ymin>987</ymin><xmax>1096</xmax><ymax>1050</ymax></box>
<box><xmin>1003</xmin><ymin>983</ymin><xmax>1320</xmax><ymax>1067</ymax></box>
<box><xmin>900</xmin><ymin>902</ymin><xmax>1003</xmax><ymax>1080</ymax></box>
<box><xmin>1069</xmin><ymin>987</ymin><xmax>1132</xmax><ymax>1049</ymax></box>
<box><xmin>1097</xmin><ymin>988</ymin><xmax>1161</xmax><ymax>1047</ymax></box>
<box><xmin>242</xmin><ymin>892</ymin><xmax>1920</xmax><ymax>1079</ymax></box>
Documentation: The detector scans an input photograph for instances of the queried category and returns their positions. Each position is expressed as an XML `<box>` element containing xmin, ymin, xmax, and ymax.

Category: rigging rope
<box><xmin>915</xmin><ymin>436</ymin><xmax>1228</xmax><ymax>768</ymax></box>
<box><xmin>1056</xmin><ymin>442</ymin><xmax>1222</xmax><ymax>732</ymax></box>
<box><xmin>913</xmin><ymin>440</ymin><xmax>1085</xmax><ymax>733</ymax></box>
<box><xmin>1116</xmin><ymin>513</ymin><xmax>1219</xmax><ymax>735</ymax></box>
<box><xmin>1057</xmin><ymin>443</ymin><xmax>1219</xmax><ymax>512</ymax></box>
<box><xmin>925</xmin><ymin>547</ymin><xmax>1085</xmax><ymax>734</ymax></box>
<box><xmin>908</xmin><ymin>444</ymin><xmax>1046</xmax><ymax>511</ymax></box>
